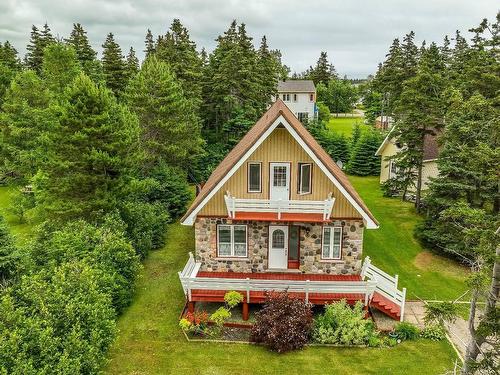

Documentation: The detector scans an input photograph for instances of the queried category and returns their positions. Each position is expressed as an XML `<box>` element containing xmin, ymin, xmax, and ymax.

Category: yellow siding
<box><xmin>199</xmin><ymin>128</ymin><xmax>361</xmax><ymax>218</ymax></box>
<box><xmin>421</xmin><ymin>160</ymin><xmax>439</xmax><ymax>190</ymax></box>
<box><xmin>379</xmin><ymin>139</ymin><xmax>400</xmax><ymax>183</ymax></box>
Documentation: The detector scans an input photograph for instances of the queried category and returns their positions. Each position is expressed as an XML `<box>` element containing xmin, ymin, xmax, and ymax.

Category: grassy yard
<box><xmin>104</xmin><ymin>176</ymin><xmax>465</xmax><ymax>374</ymax></box>
<box><xmin>349</xmin><ymin>176</ymin><xmax>467</xmax><ymax>301</ymax></box>
<box><xmin>0</xmin><ymin>186</ymin><xmax>32</xmax><ymax>242</ymax></box>
<box><xmin>327</xmin><ymin>116</ymin><xmax>370</xmax><ymax>138</ymax></box>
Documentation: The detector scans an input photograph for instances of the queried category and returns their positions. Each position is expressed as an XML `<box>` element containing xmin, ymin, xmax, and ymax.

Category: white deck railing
<box><xmin>361</xmin><ymin>256</ymin><xmax>406</xmax><ymax>321</ymax></box>
<box><xmin>224</xmin><ymin>191</ymin><xmax>335</xmax><ymax>220</ymax></box>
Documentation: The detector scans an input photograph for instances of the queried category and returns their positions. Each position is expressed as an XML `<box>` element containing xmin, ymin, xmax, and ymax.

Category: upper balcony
<box><xmin>224</xmin><ymin>191</ymin><xmax>335</xmax><ymax>222</ymax></box>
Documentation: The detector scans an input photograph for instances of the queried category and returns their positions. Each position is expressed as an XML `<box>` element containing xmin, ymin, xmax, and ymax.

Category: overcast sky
<box><xmin>0</xmin><ymin>0</ymin><xmax>498</xmax><ymax>78</ymax></box>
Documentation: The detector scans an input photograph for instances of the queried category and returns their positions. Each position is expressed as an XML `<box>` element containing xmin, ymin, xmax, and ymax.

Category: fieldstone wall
<box><xmin>194</xmin><ymin>217</ymin><xmax>364</xmax><ymax>274</ymax></box>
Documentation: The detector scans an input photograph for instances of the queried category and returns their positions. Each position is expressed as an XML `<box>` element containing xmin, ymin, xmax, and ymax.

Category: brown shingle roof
<box><xmin>277</xmin><ymin>80</ymin><xmax>316</xmax><ymax>92</ymax></box>
<box><xmin>181</xmin><ymin>100</ymin><xmax>378</xmax><ymax>226</ymax></box>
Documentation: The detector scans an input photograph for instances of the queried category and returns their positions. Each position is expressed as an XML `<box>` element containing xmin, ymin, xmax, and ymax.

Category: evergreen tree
<box><xmin>392</xmin><ymin>43</ymin><xmax>447</xmax><ymax>210</ymax></box>
<box><xmin>125</xmin><ymin>47</ymin><xmax>139</xmax><ymax>80</ymax></box>
<box><xmin>144</xmin><ymin>29</ymin><xmax>155</xmax><ymax>57</ymax></box>
<box><xmin>256</xmin><ymin>36</ymin><xmax>279</xmax><ymax>108</ymax></box>
<box><xmin>125</xmin><ymin>55</ymin><xmax>203</xmax><ymax>170</ymax></box>
<box><xmin>42</xmin><ymin>43</ymin><xmax>81</xmax><ymax>94</ymax></box>
<box><xmin>35</xmin><ymin>73</ymin><xmax>140</xmax><ymax>220</ymax></box>
<box><xmin>0</xmin><ymin>41</ymin><xmax>22</xmax><ymax>105</ymax></box>
<box><xmin>307</xmin><ymin>51</ymin><xmax>337</xmax><ymax>85</ymax></box>
<box><xmin>101</xmin><ymin>33</ymin><xmax>127</xmax><ymax>96</ymax></box>
<box><xmin>64</xmin><ymin>23</ymin><xmax>102</xmax><ymax>81</ymax></box>
<box><xmin>25</xmin><ymin>23</ymin><xmax>55</xmax><ymax>74</ymax></box>
<box><xmin>0</xmin><ymin>71</ymin><xmax>53</xmax><ymax>181</ymax></box>
<box><xmin>346</xmin><ymin>130</ymin><xmax>382</xmax><ymax>176</ymax></box>
<box><xmin>156</xmin><ymin>19</ymin><xmax>203</xmax><ymax>104</ymax></box>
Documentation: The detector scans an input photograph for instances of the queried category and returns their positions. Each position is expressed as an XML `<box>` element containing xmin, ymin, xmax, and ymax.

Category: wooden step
<box><xmin>370</xmin><ymin>292</ymin><xmax>401</xmax><ymax>320</ymax></box>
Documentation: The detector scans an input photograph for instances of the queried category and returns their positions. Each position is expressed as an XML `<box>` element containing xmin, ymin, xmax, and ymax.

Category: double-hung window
<box><xmin>217</xmin><ymin>225</ymin><xmax>247</xmax><ymax>257</ymax></box>
<box><xmin>322</xmin><ymin>227</ymin><xmax>342</xmax><ymax>260</ymax></box>
<box><xmin>298</xmin><ymin>163</ymin><xmax>312</xmax><ymax>194</ymax></box>
<box><xmin>282</xmin><ymin>93</ymin><xmax>290</xmax><ymax>101</ymax></box>
<box><xmin>248</xmin><ymin>162</ymin><xmax>261</xmax><ymax>192</ymax></box>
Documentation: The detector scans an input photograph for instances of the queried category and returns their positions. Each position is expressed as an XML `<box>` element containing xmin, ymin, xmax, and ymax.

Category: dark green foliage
<box><xmin>25</xmin><ymin>23</ymin><xmax>56</xmax><ymax>74</ymax></box>
<box><xmin>306</xmin><ymin>51</ymin><xmax>337</xmax><ymax>85</ymax></box>
<box><xmin>424</xmin><ymin>301</ymin><xmax>458</xmax><ymax>326</ymax></box>
<box><xmin>317</xmin><ymin>79</ymin><xmax>358</xmax><ymax>114</ymax></box>
<box><xmin>0</xmin><ymin>262</ymin><xmax>116</xmax><ymax>374</ymax></box>
<box><xmin>101</xmin><ymin>32</ymin><xmax>127</xmax><ymax>96</ymax></box>
<box><xmin>125</xmin><ymin>47</ymin><xmax>139</xmax><ymax>80</ymax></box>
<box><xmin>394</xmin><ymin>322</ymin><xmax>420</xmax><ymax>341</ymax></box>
<box><xmin>144</xmin><ymin>29</ymin><xmax>155</xmax><ymax>57</ymax></box>
<box><xmin>35</xmin><ymin>73</ymin><xmax>140</xmax><ymax>221</ymax></box>
<box><xmin>126</xmin><ymin>55</ymin><xmax>203</xmax><ymax>170</ymax></box>
<box><xmin>0</xmin><ymin>41</ymin><xmax>22</xmax><ymax>106</ymax></box>
<box><xmin>313</xmin><ymin>300</ymin><xmax>377</xmax><ymax>345</ymax></box>
<box><xmin>64</xmin><ymin>23</ymin><xmax>102</xmax><ymax>82</ymax></box>
<box><xmin>156</xmin><ymin>19</ymin><xmax>203</xmax><ymax>105</ymax></box>
<box><xmin>0</xmin><ymin>70</ymin><xmax>53</xmax><ymax>181</ymax></box>
<box><xmin>346</xmin><ymin>130</ymin><xmax>381</xmax><ymax>176</ymax></box>
<box><xmin>251</xmin><ymin>291</ymin><xmax>313</xmax><ymax>352</ymax></box>
<box><xmin>0</xmin><ymin>215</ymin><xmax>18</xmax><ymax>282</ymax></box>
<box><xmin>42</xmin><ymin>43</ymin><xmax>81</xmax><ymax>94</ymax></box>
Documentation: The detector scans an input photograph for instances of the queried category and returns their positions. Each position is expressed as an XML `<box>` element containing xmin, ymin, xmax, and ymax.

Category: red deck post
<box><xmin>242</xmin><ymin>302</ymin><xmax>249</xmax><ymax>321</ymax></box>
<box><xmin>188</xmin><ymin>301</ymin><xmax>195</xmax><ymax>313</ymax></box>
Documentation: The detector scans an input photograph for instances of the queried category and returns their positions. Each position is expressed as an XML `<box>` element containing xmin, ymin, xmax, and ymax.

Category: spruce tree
<box><xmin>346</xmin><ymin>130</ymin><xmax>382</xmax><ymax>176</ymax></box>
<box><xmin>125</xmin><ymin>47</ymin><xmax>139</xmax><ymax>80</ymax></box>
<box><xmin>36</xmin><ymin>73</ymin><xmax>140</xmax><ymax>220</ymax></box>
<box><xmin>144</xmin><ymin>29</ymin><xmax>155</xmax><ymax>57</ymax></box>
<box><xmin>125</xmin><ymin>55</ymin><xmax>203</xmax><ymax>170</ymax></box>
<box><xmin>42</xmin><ymin>43</ymin><xmax>81</xmax><ymax>94</ymax></box>
<box><xmin>65</xmin><ymin>23</ymin><xmax>97</xmax><ymax>65</ymax></box>
<box><xmin>0</xmin><ymin>71</ymin><xmax>53</xmax><ymax>181</ymax></box>
<box><xmin>0</xmin><ymin>42</ymin><xmax>22</xmax><ymax>106</ymax></box>
<box><xmin>257</xmin><ymin>36</ymin><xmax>279</xmax><ymax>107</ymax></box>
<box><xmin>25</xmin><ymin>23</ymin><xmax>55</xmax><ymax>74</ymax></box>
<box><xmin>307</xmin><ymin>52</ymin><xmax>337</xmax><ymax>85</ymax></box>
<box><xmin>101</xmin><ymin>32</ymin><xmax>127</xmax><ymax>96</ymax></box>
<box><xmin>156</xmin><ymin>19</ymin><xmax>203</xmax><ymax>105</ymax></box>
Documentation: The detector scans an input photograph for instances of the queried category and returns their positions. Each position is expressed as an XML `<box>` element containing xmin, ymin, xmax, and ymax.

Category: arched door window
<box><xmin>272</xmin><ymin>229</ymin><xmax>285</xmax><ymax>249</ymax></box>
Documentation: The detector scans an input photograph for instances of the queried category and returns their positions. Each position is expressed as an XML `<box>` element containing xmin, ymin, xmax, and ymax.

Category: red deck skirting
<box><xmin>196</xmin><ymin>271</ymin><xmax>361</xmax><ymax>282</ymax></box>
<box><xmin>232</xmin><ymin>212</ymin><xmax>331</xmax><ymax>223</ymax></box>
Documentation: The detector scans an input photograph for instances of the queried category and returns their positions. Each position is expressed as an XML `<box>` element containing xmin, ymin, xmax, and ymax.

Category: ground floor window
<box><xmin>389</xmin><ymin>160</ymin><xmax>399</xmax><ymax>179</ymax></box>
<box><xmin>217</xmin><ymin>225</ymin><xmax>247</xmax><ymax>257</ymax></box>
<box><xmin>297</xmin><ymin>112</ymin><xmax>308</xmax><ymax>123</ymax></box>
<box><xmin>322</xmin><ymin>227</ymin><xmax>342</xmax><ymax>259</ymax></box>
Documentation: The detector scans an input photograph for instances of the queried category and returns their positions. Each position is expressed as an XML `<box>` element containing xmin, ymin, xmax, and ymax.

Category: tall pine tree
<box><xmin>307</xmin><ymin>51</ymin><xmax>337</xmax><ymax>85</ymax></box>
<box><xmin>125</xmin><ymin>47</ymin><xmax>139</xmax><ymax>80</ymax></box>
<box><xmin>101</xmin><ymin>33</ymin><xmax>127</xmax><ymax>96</ymax></box>
<box><xmin>25</xmin><ymin>23</ymin><xmax>56</xmax><ymax>74</ymax></box>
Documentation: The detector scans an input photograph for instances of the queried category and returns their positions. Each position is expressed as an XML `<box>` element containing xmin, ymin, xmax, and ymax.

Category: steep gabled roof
<box><xmin>277</xmin><ymin>80</ymin><xmax>316</xmax><ymax>93</ymax></box>
<box><xmin>181</xmin><ymin>100</ymin><xmax>378</xmax><ymax>228</ymax></box>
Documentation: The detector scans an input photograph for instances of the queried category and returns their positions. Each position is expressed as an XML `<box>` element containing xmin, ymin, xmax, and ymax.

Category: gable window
<box><xmin>297</xmin><ymin>112</ymin><xmax>308</xmax><ymax>123</ymax></box>
<box><xmin>293</xmin><ymin>94</ymin><xmax>298</xmax><ymax>102</ymax></box>
<box><xmin>322</xmin><ymin>227</ymin><xmax>342</xmax><ymax>260</ymax></box>
<box><xmin>298</xmin><ymin>163</ymin><xmax>312</xmax><ymax>194</ymax></box>
<box><xmin>282</xmin><ymin>93</ymin><xmax>290</xmax><ymax>102</ymax></box>
<box><xmin>248</xmin><ymin>162</ymin><xmax>262</xmax><ymax>192</ymax></box>
<box><xmin>218</xmin><ymin>225</ymin><xmax>247</xmax><ymax>257</ymax></box>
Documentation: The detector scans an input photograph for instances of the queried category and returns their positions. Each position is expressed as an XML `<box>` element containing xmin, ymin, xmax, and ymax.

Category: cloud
<box><xmin>0</xmin><ymin>0</ymin><xmax>497</xmax><ymax>77</ymax></box>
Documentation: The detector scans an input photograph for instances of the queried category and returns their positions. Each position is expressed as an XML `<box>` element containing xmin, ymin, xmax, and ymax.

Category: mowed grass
<box><xmin>0</xmin><ymin>186</ymin><xmax>32</xmax><ymax>243</ymax></box>
<box><xmin>348</xmin><ymin>176</ymin><xmax>468</xmax><ymax>301</ymax></box>
<box><xmin>327</xmin><ymin>116</ymin><xmax>370</xmax><ymax>138</ymax></box>
<box><xmin>104</xmin><ymin>222</ymin><xmax>458</xmax><ymax>375</ymax></box>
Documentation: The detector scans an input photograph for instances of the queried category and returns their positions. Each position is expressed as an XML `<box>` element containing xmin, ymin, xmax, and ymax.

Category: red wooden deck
<box><xmin>192</xmin><ymin>271</ymin><xmax>364</xmax><ymax>305</ymax></box>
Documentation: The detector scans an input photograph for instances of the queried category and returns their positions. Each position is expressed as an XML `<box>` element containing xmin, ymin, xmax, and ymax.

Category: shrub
<box><xmin>420</xmin><ymin>324</ymin><xmax>446</xmax><ymax>341</ymax></box>
<box><xmin>0</xmin><ymin>214</ymin><xmax>19</xmax><ymax>282</ymax></box>
<box><xmin>312</xmin><ymin>300</ymin><xmax>376</xmax><ymax>345</ymax></box>
<box><xmin>183</xmin><ymin>311</ymin><xmax>210</xmax><ymax>336</ymax></box>
<box><xmin>393</xmin><ymin>322</ymin><xmax>420</xmax><ymax>341</ymax></box>
<box><xmin>251</xmin><ymin>291</ymin><xmax>313</xmax><ymax>352</ymax></box>
<box><xmin>224</xmin><ymin>291</ymin><xmax>243</xmax><ymax>309</ymax></box>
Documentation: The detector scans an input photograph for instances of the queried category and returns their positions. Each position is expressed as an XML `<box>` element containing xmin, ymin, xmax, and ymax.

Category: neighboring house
<box><xmin>178</xmin><ymin>100</ymin><xmax>406</xmax><ymax>321</ymax></box>
<box><xmin>375</xmin><ymin>128</ymin><xmax>440</xmax><ymax>190</ymax></box>
<box><xmin>276</xmin><ymin>80</ymin><xmax>317</xmax><ymax>122</ymax></box>
<box><xmin>375</xmin><ymin>115</ymin><xmax>394</xmax><ymax>130</ymax></box>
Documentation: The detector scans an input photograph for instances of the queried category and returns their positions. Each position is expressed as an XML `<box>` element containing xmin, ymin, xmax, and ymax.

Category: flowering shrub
<box><xmin>180</xmin><ymin>311</ymin><xmax>210</xmax><ymax>336</ymax></box>
<box><xmin>312</xmin><ymin>299</ymin><xmax>377</xmax><ymax>345</ymax></box>
<box><xmin>251</xmin><ymin>291</ymin><xmax>313</xmax><ymax>352</ymax></box>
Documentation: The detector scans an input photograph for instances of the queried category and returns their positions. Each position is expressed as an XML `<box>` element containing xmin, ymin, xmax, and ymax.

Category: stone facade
<box><xmin>195</xmin><ymin>217</ymin><xmax>364</xmax><ymax>274</ymax></box>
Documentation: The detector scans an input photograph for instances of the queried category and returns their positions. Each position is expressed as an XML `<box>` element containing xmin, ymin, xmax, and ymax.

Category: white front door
<box><xmin>268</xmin><ymin>225</ymin><xmax>288</xmax><ymax>269</ymax></box>
<box><xmin>269</xmin><ymin>162</ymin><xmax>290</xmax><ymax>201</ymax></box>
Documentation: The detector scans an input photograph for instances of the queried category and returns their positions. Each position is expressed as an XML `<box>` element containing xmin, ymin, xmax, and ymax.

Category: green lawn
<box><xmin>327</xmin><ymin>116</ymin><xmax>369</xmax><ymax>138</ymax></box>
<box><xmin>349</xmin><ymin>176</ymin><xmax>467</xmax><ymax>301</ymax></box>
<box><xmin>0</xmin><ymin>186</ymin><xmax>32</xmax><ymax>243</ymax></box>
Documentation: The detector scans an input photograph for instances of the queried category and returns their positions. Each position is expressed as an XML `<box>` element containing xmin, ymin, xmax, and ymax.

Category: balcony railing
<box><xmin>224</xmin><ymin>191</ymin><xmax>335</xmax><ymax>220</ymax></box>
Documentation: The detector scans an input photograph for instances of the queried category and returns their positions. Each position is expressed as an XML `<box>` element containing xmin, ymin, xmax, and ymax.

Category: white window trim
<box><xmin>247</xmin><ymin>162</ymin><xmax>262</xmax><ymax>193</ymax></box>
<box><xmin>217</xmin><ymin>225</ymin><xmax>247</xmax><ymax>258</ymax></box>
<box><xmin>298</xmin><ymin>162</ymin><xmax>312</xmax><ymax>195</ymax></box>
<box><xmin>321</xmin><ymin>226</ymin><xmax>342</xmax><ymax>260</ymax></box>
<box><xmin>389</xmin><ymin>160</ymin><xmax>398</xmax><ymax>179</ymax></box>
<box><xmin>293</xmin><ymin>93</ymin><xmax>298</xmax><ymax>102</ymax></box>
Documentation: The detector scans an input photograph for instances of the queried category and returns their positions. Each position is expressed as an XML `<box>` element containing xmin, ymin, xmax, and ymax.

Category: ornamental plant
<box><xmin>182</xmin><ymin>311</ymin><xmax>210</xmax><ymax>336</ymax></box>
<box><xmin>393</xmin><ymin>322</ymin><xmax>420</xmax><ymax>341</ymax></box>
<box><xmin>312</xmin><ymin>299</ymin><xmax>377</xmax><ymax>345</ymax></box>
<box><xmin>251</xmin><ymin>291</ymin><xmax>313</xmax><ymax>353</ymax></box>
